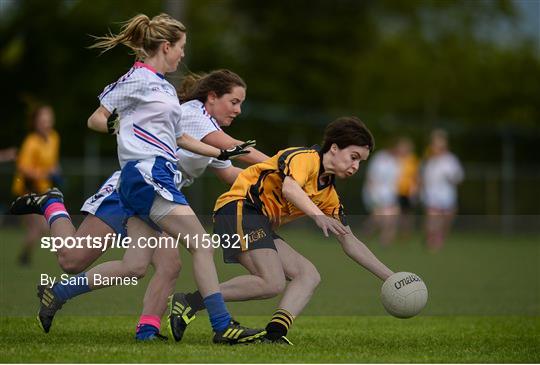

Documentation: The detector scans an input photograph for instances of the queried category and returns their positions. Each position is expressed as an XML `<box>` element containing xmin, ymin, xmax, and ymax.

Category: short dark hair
<box><xmin>320</xmin><ymin>116</ymin><xmax>375</xmax><ymax>154</ymax></box>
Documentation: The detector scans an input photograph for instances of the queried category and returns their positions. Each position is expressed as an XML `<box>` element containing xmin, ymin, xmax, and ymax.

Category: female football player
<box><xmin>10</xmin><ymin>14</ymin><xmax>265</xmax><ymax>344</ymax></box>
<box><xmin>169</xmin><ymin>117</ymin><xmax>395</xmax><ymax>344</ymax></box>
<box><xmin>11</xmin><ymin>68</ymin><xmax>269</xmax><ymax>342</ymax></box>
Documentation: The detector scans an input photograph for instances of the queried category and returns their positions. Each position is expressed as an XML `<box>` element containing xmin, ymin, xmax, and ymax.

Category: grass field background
<box><xmin>1</xmin><ymin>223</ymin><xmax>539</xmax><ymax>362</ymax></box>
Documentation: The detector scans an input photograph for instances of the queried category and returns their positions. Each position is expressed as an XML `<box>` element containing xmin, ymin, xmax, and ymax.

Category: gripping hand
<box><xmin>217</xmin><ymin>140</ymin><xmax>256</xmax><ymax>160</ymax></box>
<box><xmin>107</xmin><ymin>109</ymin><xmax>120</xmax><ymax>135</ymax></box>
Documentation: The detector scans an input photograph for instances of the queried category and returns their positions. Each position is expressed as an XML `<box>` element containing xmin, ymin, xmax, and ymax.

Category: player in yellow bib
<box><xmin>168</xmin><ymin>116</ymin><xmax>395</xmax><ymax>344</ymax></box>
<box><xmin>12</xmin><ymin>105</ymin><xmax>61</xmax><ymax>265</ymax></box>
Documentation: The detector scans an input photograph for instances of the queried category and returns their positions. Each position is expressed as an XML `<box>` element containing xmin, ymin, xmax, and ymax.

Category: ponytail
<box><xmin>90</xmin><ymin>13</ymin><xmax>186</xmax><ymax>59</ymax></box>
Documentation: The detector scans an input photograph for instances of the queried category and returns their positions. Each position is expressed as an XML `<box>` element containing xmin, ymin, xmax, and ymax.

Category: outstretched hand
<box><xmin>314</xmin><ymin>215</ymin><xmax>349</xmax><ymax>237</ymax></box>
<box><xmin>217</xmin><ymin>140</ymin><xmax>256</xmax><ymax>160</ymax></box>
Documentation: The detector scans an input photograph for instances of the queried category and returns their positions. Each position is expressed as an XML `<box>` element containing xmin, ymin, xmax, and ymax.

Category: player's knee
<box><xmin>155</xmin><ymin>256</ymin><xmax>182</xmax><ymax>279</ymax></box>
<box><xmin>58</xmin><ymin>259</ymin><xmax>85</xmax><ymax>274</ymax></box>
<box><xmin>125</xmin><ymin>262</ymin><xmax>148</xmax><ymax>279</ymax></box>
<box><xmin>57</xmin><ymin>254</ymin><xmax>87</xmax><ymax>274</ymax></box>
<box><xmin>306</xmin><ymin>267</ymin><xmax>322</xmax><ymax>288</ymax></box>
<box><xmin>261</xmin><ymin>276</ymin><xmax>286</xmax><ymax>298</ymax></box>
<box><xmin>189</xmin><ymin>245</ymin><xmax>215</xmax><ymax>257</ymax></box>
<box><xmin>301</xmin><ymin>263</ymin><xmax>321</xmax><ymax>289</ymax></box>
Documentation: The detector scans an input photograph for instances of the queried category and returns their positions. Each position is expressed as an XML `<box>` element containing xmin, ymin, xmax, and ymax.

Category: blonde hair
<box><xmin>90</xmin><ymin>13</ymin><xmax>186</xmax><ymax>59</ymax></box>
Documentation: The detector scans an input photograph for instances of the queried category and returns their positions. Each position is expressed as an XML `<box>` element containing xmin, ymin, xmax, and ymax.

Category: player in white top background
<box><xmin>421</xmin><ymin>129</ymin><xmax>464</xmax><ymax>252</ymax></box>
<box><xmin>10</xmin><ymin>13</ymin><xmax>266</xmax><ymax>344</ymax></box>
<box><xmin>362</xmin><ymin>145</ymin><xmax>401</xmax><ymax>245</ymax></box>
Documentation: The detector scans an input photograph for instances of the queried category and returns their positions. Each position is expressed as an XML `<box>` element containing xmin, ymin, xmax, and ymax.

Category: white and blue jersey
<box><xmin>80</xmin><ymin>171</ymin><xmax>126</xmax><ymax>235</ymax></box>
<box><xmin>81</xmin><ymin>133</ymin><xmax>229</xmax><ymax>233</ymax></box>
<box><xmin>99</xmin><ymin>62</ymin><xmax>187</xmax><ymax>227</ymax></box>
<box><xmin>99</xmin><ymin>61</ymin><xmax>183</xmax><ymax>168</ymax></box>
<box><xmin>175</xmin><ymin>100</ymin><xmax>231</xmax><ymax>189</ymax></box>
<box><xmin>96</xmin><ymin>71</ymin><xmax>234</xmax><ymax>227</ymax></box>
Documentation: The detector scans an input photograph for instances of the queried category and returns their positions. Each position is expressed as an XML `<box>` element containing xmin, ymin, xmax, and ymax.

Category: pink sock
<box><xmin>43</xmin><ymin>202</ymin><xmax>70</xmax><ymax>226</ymax></box>
<box><xmin>137</xmin><ymin>315</ymin><xmax>161</xmax><ymax>331</ymax></box>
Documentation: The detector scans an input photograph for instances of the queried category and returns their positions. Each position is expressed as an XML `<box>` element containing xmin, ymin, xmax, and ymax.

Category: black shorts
<box><xmin>214</xmin><ymin>200</ymin><xmax>280</xmax><ymax>264</ymax></box>
<box><xmin>398</xmin><ymin>195</ymin><xmax>412</xmax><ymax>211</ymax></box>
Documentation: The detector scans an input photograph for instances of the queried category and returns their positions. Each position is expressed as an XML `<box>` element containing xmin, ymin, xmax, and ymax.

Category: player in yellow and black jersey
<box><xmin>169</xmin><ymin>117</ymin><xmax>395</xmax><ymax>344</ymax></box>
<box><xmin>215</xmin><ymin>145</ymin><xmax>346</xmax><ymax>237</ymax></box>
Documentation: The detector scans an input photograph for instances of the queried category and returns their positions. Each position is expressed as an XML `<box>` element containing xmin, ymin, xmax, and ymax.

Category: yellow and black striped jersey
<box><xmin>214</xmin><ymin>146</ymin><xmax>345</xmax><ymax>228</ymax></box>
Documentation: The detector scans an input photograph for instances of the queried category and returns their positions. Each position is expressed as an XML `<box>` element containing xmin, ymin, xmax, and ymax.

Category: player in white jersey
<box><xmin>11</xmin><ymin>67</ymin><xmax>269</xmax><ymax>274</ymax></box>
<box><xmin>11</xmin><ymin>14</ymin><xmax>264</xmax><ymax>344</ymax></box>
<box><xmin>421</xmin><ymin>129</ymin><xmax>464</xmax><ymax>251</ymax></box>
<box><xmin>9</xmin><ymin>68</ymin><xmax>270</xmax><ymax>342</ymax></box>
<box><xmin>362</xmin><ymin>148</ymin><xmax>401</xmax><ymax>245</ymax></box>
<box><xmin>175</xmin><ymin>69</ymin><xmax>269</xmax><ymax>182</ymax></box>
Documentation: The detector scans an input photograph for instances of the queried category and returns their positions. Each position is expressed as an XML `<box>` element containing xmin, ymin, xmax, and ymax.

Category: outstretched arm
<box><xmin>177</xmin><ymin>133</ymin><xmax>222</xmax><ymax>158</ymax></box>
<box><xmin>177</xmin><ymin>134</ymin><xmax>253</xmax><ymax>161</ymax></box>
<box><xmin>282</xmin><ymin>176</ymin><xmax>349</xmax><ymax>237</ymax></box>
<box><xmin>336</xmin><ymin>229</ymin><xmax>394</xmax><ymax>281</ymax></box>
<box><xmin>202</xmin><ymin>130</ymin><xmax>270</xmax><ymax>164</ymax></box>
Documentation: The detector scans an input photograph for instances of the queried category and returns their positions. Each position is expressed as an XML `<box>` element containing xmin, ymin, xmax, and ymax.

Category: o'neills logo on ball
<box><xmin>394</xmin><ymin>274</ymin><xmax>422</xmax><ymax>289</ymax></box>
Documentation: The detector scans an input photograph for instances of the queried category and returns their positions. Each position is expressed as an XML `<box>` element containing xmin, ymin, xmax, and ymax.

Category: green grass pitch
<box><xmin>1</xmin><ymin>225</ymin><xmax>539</xmax><ymax>362</ymax></box>
<box><xmin>1</xmin><ymin>316</ymin><xmax>538</xmax><ymax>362</ymax></box>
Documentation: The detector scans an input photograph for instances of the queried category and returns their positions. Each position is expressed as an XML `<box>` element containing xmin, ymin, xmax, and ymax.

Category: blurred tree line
<box><xmin>1</xmin><ymin>0</ymin><xmax>539</xmax><ymax>214</ymax></box>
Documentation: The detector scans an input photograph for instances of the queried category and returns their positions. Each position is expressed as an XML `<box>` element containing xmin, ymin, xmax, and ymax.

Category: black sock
<box><xmin>186</xmin><ymin>291</ymin><xmax>205</xmax><ymax>312</ymax></box>
<box><xmin>265</xmin><ymin>309</ymin><xmax>294</xmax><ymax>340</ymax></box>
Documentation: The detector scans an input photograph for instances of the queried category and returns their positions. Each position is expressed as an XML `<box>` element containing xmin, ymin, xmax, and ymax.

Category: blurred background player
<box><xmin>395</xmin><ymin>137</ymin><xmax>420</xmax><ymax>239</ymax></box>
<box><xmin>421</xmin><ymin>129</ymin><xmax>464</xmax><ymax>252</ymax></box>
<box><xmin>0</xmin><ymin>147</ymin><xmax>17</xmax><ymax>224</ymax></box>
<box><xmin>11</xmin><ymin>104</ymin><xmax>61</xmax><ymax>265</ymax></box>
<box><xmin>362</xmin><ymin>142</ymin><xmax>400</xmax><ymax>245</ymax></box>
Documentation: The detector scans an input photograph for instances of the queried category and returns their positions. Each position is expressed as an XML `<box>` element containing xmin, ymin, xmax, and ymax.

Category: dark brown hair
<box><xmin>179</xmin><ymin>69</ymin><xmax>246</xmax><ymax>103</ymax></box>
<box><xmin>321</xmin><ymin>116</ymin><xmax>375</xmax><ymax>154</ymax></box>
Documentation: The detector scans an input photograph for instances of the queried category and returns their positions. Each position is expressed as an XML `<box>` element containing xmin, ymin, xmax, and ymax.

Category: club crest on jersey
<box><xmin>90</xmin><ymin>184</ymin><xmax>115</xmax><ymax>203</ymax></box>
<box><xmin>247</xmin><ymin>228</ymin><xmax>267</xmax><ymax>243</ymax></box>
<box><xmin>151</xmin><ymin>85</ymin><xmax>176</xmax><ymax>97</ymax></box>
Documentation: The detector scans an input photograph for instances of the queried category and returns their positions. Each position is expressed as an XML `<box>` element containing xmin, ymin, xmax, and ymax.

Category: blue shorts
<box><xmin>81</xmin><ymin>171</ymin><xmax>127</xmax><ymax>236</ymax></box>
<box><xmin>119</xmin><ymin>156</ymin><xmax>188</xmax><ymax>230</ymax></box>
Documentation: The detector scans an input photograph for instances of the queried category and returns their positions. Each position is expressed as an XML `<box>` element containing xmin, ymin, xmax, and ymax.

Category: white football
<box><xmin>381</xmin><ymin>272</ymin><xmax>428</xmax><ymax>318</ymax></box>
